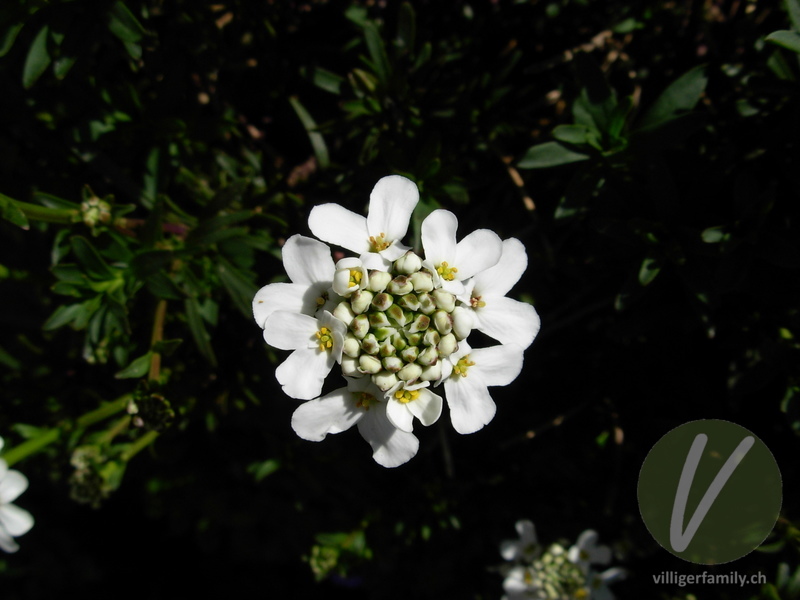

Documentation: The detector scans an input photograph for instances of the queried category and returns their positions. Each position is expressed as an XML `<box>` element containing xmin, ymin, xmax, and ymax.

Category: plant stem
<box><xmin>2</xmin><ymin>194</ymin><xmax>79</xmax><ymax>224</ymax></box>
<box><xmin>120</xmin><ymin>431</ymin><xmax>158</xmax><ymax>462</ymax></box>
<box><xmin>148</xmin><ymin>298</ymin><xmax>168</xmax><ymax>381</ymax></box>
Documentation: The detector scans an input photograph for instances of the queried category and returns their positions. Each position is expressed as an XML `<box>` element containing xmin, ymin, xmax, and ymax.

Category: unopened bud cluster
<box><xmin>331</xmin><ymin>251</ymin><xmax>472</xmax><ymax>392</ymax></box>
<box><xmin>520</xmin><ymin>544</ymin><xmax>587</xmax><ymax>600</ymax></box>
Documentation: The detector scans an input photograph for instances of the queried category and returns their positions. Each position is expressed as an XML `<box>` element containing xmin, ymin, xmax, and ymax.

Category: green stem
<box><xmin>120</xmin><ymin>431</ymin><xmax>158</xmax><ymax>462</ymax></box>
<box><xmin>1</xmin><ymin>194</ymin><xmax>79</xmax><ymax>225</ymax></box>
<box><xmin>148</xmin><ymin>299</ymin><xmax>168</xmax><ymax>381</ymax></box>
<box><xmin>2</xmin><ymin>394</ymin><xmax>131</xmax><ymax>467</ymax></box>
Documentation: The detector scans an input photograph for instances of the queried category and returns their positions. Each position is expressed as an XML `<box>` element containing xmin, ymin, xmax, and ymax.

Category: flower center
<box><xmin>369</xmin><ymin>232</ymin><xmax>390</xmax><ymax>252</ymax></box>
<box><xmin>436</xmin><ymin>261</ymin><xmax>458</xmax><ymax>281</ymax></box>
<box><xmin>394</xmin><ymin>389</ymin><xmax>420</xmax><ymax>404</ymax></box>
<box><xmin>315</xmin><ymin>327</ymin><xmax>334</xmax><ymax>352</ymax></box>
<box><xmin>469</xmin><ymin>294</ymin><xmax>486</xmax><ymax>309</ymax></box>
<box><xmin>316</xmin><ymin>291</ymin><xmax>329</xmax><ymax>307</ymax></box>
<box><xmin>452</xmin><ymin>355</ymin><xmax>475</xmax><ymax>377</ymax></box>
<box><xmin>347</xmin><ymin>269</ymin><xmax>363</xmax><ymax>288</ymax></box>
<box><xmin>354</xmin><ymin>392</ymin><xmax>377</xmax><ymax>410</ymax></box>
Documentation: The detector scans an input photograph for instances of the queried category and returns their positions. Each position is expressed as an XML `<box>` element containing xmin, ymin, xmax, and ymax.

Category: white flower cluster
<box><xmin>500</xmin><ymin>520</ymin><xmax>625</xmax><ymax>600</ymax></box>
<box><xmin>0</xmin><ymin>437</ymin><xmax>34</xmax><ymax>553</ymax></box>
<box><xmin>253</xmin><ymin>175</ymin><xmax>540</xmax><ymax>467</ymax></box>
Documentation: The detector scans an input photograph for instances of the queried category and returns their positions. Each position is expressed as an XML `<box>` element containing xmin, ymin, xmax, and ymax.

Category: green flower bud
<box><xmin>452</xmin><ymin>306</ymin><xmax>474</xmax><ymax>340</ymax></box>
<box><xmin>382</xmin><ymin>356</ymin><xmax>403</xmax><ymax>372</ymax></box>
<box><xmin>438</xmin><ymin>333</ymin><xmax>458</xmax><ymax>357</ymax></box>
<box><xmin>417</xmin><ymin>292</ymin><xmax>436</xmax><ymax>315</ymax></box>
<box><xmin>416</xmin><ymin>345</ymin><xmax>439</xmax><ymax>366</ymax></box>
<box><xmin>388</xmin><ymin>276</ymin><xmax>414</xmax><ymax>295</ymax></box>
<box><xmin>391</xmin><ymin>332</ymin><xmax>407</xmax><ymax>351</ymax></box>
<box><xmin>406</xmin><ymin>314</ymin><xmax>430</xmax><ymax>334</ymax></box>
<box><xmin>394</xmin><ymin>251</ymin><xmax>422</xmax><ymax>274</ymax></box>
<box><xmin>397</xmin><ymin>293</ymin><xmax>420</xmax><ymax>311</ymax></box>
<box><xmin>373</xmin><ymin>326</ymin><xmax>396</xmax><ymax>341</ymax></box>
<box><xmin>432</xmin><ymin>310</ymin><xmax>453</xmax><ymax>335</ymax></box>
<box><xmin>350</xmin><ymin>290</ymin><xmax>374</xmax><ymax>314</ymax></box>
<box><xmin>372</xmin><ymin>370</ymin><xmax>399</xmax><ymax>391</ymax></box>
<box><xmin>386</xmin><ymin>304</ymin><xmax>407</xmax><ymax>327</ymax></box>
<box><xmin>379</xmin><ymin>340</ymin><xmax>396</xmax><ymax>357</ymax></box>
<box><xmin>405</xmin><ymin>331</ymin><xmax>423</xmax><ymax>346</ymax></box>
<box><xmin>397</xmin><ymin>362</ymin><xmax>422</xmax><ymax>382</ymax></box>
<box><xmin>400</xmin><ymin>346</ymin><xmax>419</xmax><ymax>363</ymax></box>
<box><xmin>351</xmin><ymin>314</ymin><xmax>370</xmax><ymax>339</ymax></box>
<box><xmin>431</xmin><ymin>289</ymin><xmax>456</xmax><ymax>312</ymax></box>
<box><xmin>333</xmin><ymin>301</ymin><xmax>356</xmax><ymax>326</ymax></box>
<box><xmin>368</xmin><ymin>270</ymin><xmax>392</xmax><ymax>293</ymax></box>
<box><xmin>361</xmin><ymin>333</ymin><xmax>380</xmax><ymax>355</ymax></box>
<box><xmin>371</xmin><ymin>292</ymin><xmax>394</xmax><ymax>311</ymax></box>
<box><xmin>369</xmin><ymin>311</ymin><xmax>391</xmax><ymax>328</ymax></box>
<box><xmin>343</xmin><ymin>333</ymin><xmax>361</xmax><ymax>358</ymax></box>
<box><xmin>359</xmin><ymin>354</ymin><xmax>382</xmax><ymax>374</ymax></box>
<box><xmin>410</xmin><ymin>271</ymin><xmax>433</xmax><ymax>293</ymax></box>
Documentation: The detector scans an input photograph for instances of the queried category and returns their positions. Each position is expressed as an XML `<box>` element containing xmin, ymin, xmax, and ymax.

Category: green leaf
<box><xmin>152</xmin><ymin>338</ymin><xmax>182</xmax><ymax>356</ymax></box>
<box><xmin>0</xmin><ymin>22</ymin><xmax>23</xmax><ymax>57</ymax></box>
<box><xmin>786</xmin><ymin>0</ymin><xmax>800</xmax><ymax>31</ymax></box>
<box><xmin>638</xmin><ymin>257</ymin><xmax>661</xmax><ymax>286</ymax></box>
<box><xmin>638</xmin><ymin>65</ymin><xmax>708</xmax><ymax>131</ymax></box>
<box><xmin>0</xmin><ymin>194</ymin><xmax>30</xmax><ymax>229</ymax></box>
<box><xmin>363</xmin><ymin>21</ymin><xmax>391</xmax><ymax>86</ymax></box>
<box><xmin>552</xmin><ymin>124</ymin><xmax>592</xmax><ymax>145</ymax></box>
<box><xmin>43</xmin><ymin>303</ymin><xmax>84</xmax><ymax>330</ymax></box>
<box><xmin>22</xmin><ymin>25</ymin><xmax>51</xmax><ymax>89</ymax></box>
<box><xmin>289</xmin><ymin>97</ymin><xmax>330</xmax><ymax>169</ymax></box>
<box><xmin>248</xmin><ymin>459</ymin><xmax>281</xmax><ymax>482</ymax></box>
<box><xmin>397</xmin><ymin>2</ymin><xmax>416</xmax><ymax>53</ymax></box>
<box><xmin>185</xmin><ymin>297</ymin><xmax>217</xmax><ymax>367</ymax></box>
<box><xmin>114</xmin><ymin>352</ymin><xmax>152</xmax><ymax>379</ymax></box>
<box><xmin>33</xmin><ymin>192</ymin><xmax>80</xmax><ymax>211</ymax></box>
<box><xmin>517</xmin><ymin>142</ymin><xmax>590</xmax><ymax>169</ymax></box>
<box><xmin>304</xmin><ymin>66</ymin><xmax>343</xmax><ymax>95</ymax></box>
<box><xmin>217</xmin><ymin>257</ymin><xmax>257</xmax><ymax>318</ymax></box>
<box><xmin>108</xmin><ymin>1</ymin><xmax>146</xmax><ymax>43</ymax></box>
<box><xmin>701</xmin><ymin>226</ymin><xmax>726</xmax><ymax>243</ymax></box>
<box><xmin>53</xmin><ymin>54</ymin><xmax>78</xmax><ymax>79</ymax></box>
<box><xmin>71</xmin><ymin>236</ymin><xmax>114</xmax><ymax>280</ymax></box>
<box><xmin>766</xmin><ymin>30</ymin><xmax>800</xmax><ymax>54</ymax></box>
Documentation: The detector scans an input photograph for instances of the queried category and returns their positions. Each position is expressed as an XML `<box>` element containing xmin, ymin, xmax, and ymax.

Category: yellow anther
<box><xmin>452</xmin><ymin>355</ymin><xmax>475</xmax><ymax>377</ymax></box>
<box><xmin>316</xmin><ymin>291</ymin><xmax>329</xmax><ymax>306</ymax></box>
<box><xmin>469</xmin><ymin>295</ymin><xmax>486</xmax><ymax>309</ymax></box>
<box><xmin>315</xmin><ymin>327</ymin><xmax>334</xmax><ymax>352</ymax></box>
<box><xmin>436</xmin><ymin>261</ymin><xmax>458</xmax><ymax>281</ymax></box>
<box><xmin>368</xmin><ymin>232</ymin><xmax>390</xmax><ymax>252</ymax></box>
<box><xmin>347</xmin><ymin>269</ymin><xmax>363</xmax><ymax>288</ymax></box>
<box><xmin>393</xmin><ymin>389</ymin><xmax>420</xmax><ymax>404</ymax></box>
<box><xmin>354</xmin><ymin>392</ymin><xmax>377</xmax><ymax>410</ymax></box>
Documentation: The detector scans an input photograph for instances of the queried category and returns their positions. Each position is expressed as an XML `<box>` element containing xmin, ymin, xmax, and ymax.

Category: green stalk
<box><xmin>1</xmin><ymin>194</ymin><xmax>79</xmax><ymax>225</ymax></box>
<box><xmin>119</xmin><ymin>431</ymin><xmax>158</xmax><ymax>462</ymax></box>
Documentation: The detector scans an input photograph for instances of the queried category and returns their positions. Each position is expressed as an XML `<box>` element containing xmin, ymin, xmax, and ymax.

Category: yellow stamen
<box><xmin>368</xmin><ymin>232</ymin><xmax>390</xmax><ymax>252</ymax></box>
<box><xmin>347</xmin><ymin>269</ymin><xmax>363</xmax><ymax>288</ymax></box>
<box><xmin>436</xmin><ymin>261</ymin><xmax>458</xmax><ymax>281</ymax></box>
<box><xmin>469</xmin><ymin>295</ymin><xmax>486</xmax><ymax>309</ymax></box>
<box><xmin>394</xmin><ymin>389</ymin><xmax>420</xmax><ymax>404</ymax></box>
<box><xmin>315</xmin><ymin>327</ymin><xmax>334</xmax><ymax>352</ymax></box>
<box><xmin>452</xmin><ymin>355</ymin><xmax>475</xmax><ymax>377</ymax></box>
<box><xmin>354</xmin><ymin>392</ymin><xmax>377</xmax><ymax>410</ymax></box>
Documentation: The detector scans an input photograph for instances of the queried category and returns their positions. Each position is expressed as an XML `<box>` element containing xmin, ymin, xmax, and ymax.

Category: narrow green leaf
<box><xmin>638</xmin><ymin>65</ymin><xmax>708</xmax><ymax>131</ymax></box>
<box><xmin>0</xmin><ymin>194</ymin><xmax>30</xmax><ymax>229</ymax></box>
<box><xmin>517</xmin><ymin>142</ymin><xmax>590</xmax><ymax>169</ymax></box>
<box><xmin>108</xmin><ymin>1</ymin><xmax>146</xmax><ymax>43</ymax></box>
<box><xmin>289</xmin><ymin>97</ymin><xmax>330</xmax><ymax>169</ymax></box>
<box><xmin>305</xmin><ymin>66</ymin><xmax>343</xmax><ymax>95</ymax></box>
<box><xmin>363</xmin><ymin>21</ymin><xmax>391</xmax><ymax>86</ymax></box>
<box><xmin>701</xmin><ymin>226</ymin><xmax>726</xmax><ymax>243</ymax></box>
<box><xmin>0</xmin><ymin>23</ymin><xmax>24</xmax><ymax>57</ymax></box>
<box><xmin>217</xmin><ymin>258</ymin><xmax>257</xmax><ymax>317</ymax></box>
<box><xmin>397</xmin><ymin>2</ymin><xmax>416</xmax><ymax>53</ymax></box>
<box><xmin>638</xmin><ymin>257</ymin><xmax>661</xmax><ymax>286</ymax></box>
<box><xmin>32</xmin><ymin>192</ymin><xmax>80</xmax><ymax>211</ymax></box>
<box><xmin>114</xmin><ymin>353</ymin><xmax>152</xmax><ymax>379</ymax></box>
<box><xmin>22</xmin><ymin>25</ymin><xmax>51</xmax><ymax>89</ymax></box>
<box><xmin>43</xmin><ymin>303</ymin><xmax>84</xmax><ymax>330</ymax></box>
<box><xmin>766</xmin><ymin>30</ymin><xmax>800</xmax><ymax>54</ymax></box>
<box><xmin>185</xmin><ymin>298</ymin><xmax>217</xmax><ymax>367</ymax></box>
<box><xmin>71</xmin><ymin>236</ymin><xmax>114</xmax><ymax>280</ymax></box>
<box><xmin>786</xmin><ymin>0</ymin><xmax>800</xmax><ymax>31</ymax></box>
<box><xmin>552</xmin><ymin>124</ymin><xmax>592</xmax><ymax>145</ymax></box>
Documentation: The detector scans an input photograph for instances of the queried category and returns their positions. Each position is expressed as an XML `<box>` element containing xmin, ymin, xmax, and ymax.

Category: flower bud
<box><xmin>386</xmin><ymin>304</ymin><xmax>407</xmax><ymax>327</ymax></box>
<box><xmin>341</xmin><ymin>355</ymin><xmax>360</xmax><ymax>376</ymax></box>
<box><xmin>368</xmin><ymin>270</ymin><xmax>393</xmax><ymax>293</ymax></box>
<box><xmin>372</xmin><ymin>370</ymin><xmax>399</xmax><ymax>391</ymax></box>
<box><xmin>406</xmin><ymin>314</ymin><xmax>430</xmax><ymax>334</ymax></box>
<box><xmin>417</xmin><ymin>293</ymin><xmax>436</xmax><ymax>315</ymax></box>
<box><xmin>382</xmin><ymin>356</ymin><xmax>403</xmax><ymax>372</ymax></box>
<box><xmin>373</xmin><ymin>326</ymin><xmax>396</xmax><ymax>341</ymax></box>
<box><xmin>361</xmin><ymin>333</ymin><xmax>380</xmax><ymax>355</ymax></box>
<box><xmin>394</xmin><ymin>251</ymin><xmax>422</xmax><ymax>274</ymax></box>
<box><xmin>359</xmin><ymin>354</ymin><xmax>382</xmax><ymax>374</ymax></box>
<box><xmin>423</xmin><ymin>329</ymin><xmax>440</xmax><ymax>347</ymax></box>
<box><xmin>332</xmin><ymin>258</ymin><xmax>367</xmax><ymax>297</ymax></box>
<box><xmin>452</xmin><ymin>306</ymin><xmax>474</xmax><ymax>340</ymax></box>
<box><xmin>416</xmin><ymin>345</ymin><xmax>438</xmax><ymax>366</ymax></box>
<box><xmin>431</xmin><ymin>289</ymin><xmax>456</xmax><ymax>312</ymax></box>
<box><xmin>371</xmin><ymin>292</ymin><xmax>394</xmax><ymax>311</ymax></box>
<box><xmin>397</xmin><ymin>293</ymin><xmax>420</xmax><ymax>312</ymax></box>
<box><xmin>343</xmin><ymin>333</ymin><xmax>361</xmax><ymax>358</ymax></box>
<box><xmin>388</xmin><ymin>276</ymin><xmax>414</xmax><ymax>296</ymax></box>
<box><xmin>400</xmin><ymin>346</ymin><xmax>419</xmax><ymax>363</ymax></box>
<box><xmin>405</xmin><ymin>332</ymin><xmax>423</xmax><ymax>346</ymax></box>
<box><xmin>438</xmin><ymin>333</ymin><xmax>458</xmax><ymax>357</ymax></box>
<box><xmin>410</xmin><ymin>271</ymin><xmax>433</xmax><ymax>293</ymax></box>
<box><xmin>379</xmin><ymin>340</ymin><xmax>396</xmax><ymax>357</ymax></box>
<box><xmin>397</xmin><ymin>363</ymin><xmax>422</xmax><ymax>382</ymax></box>
<box><xmin>333</xmin><ymin>301</ymin><xmax>356</xmax><ymax>326</ymax></box>
<box><xmin>432</xmin><ymin>310</ymin><xmax>453</xmax><ymax>335</ymax></box>
<box><xmin>369</xmin><ymin>311</ymin><xmax>390</xmax><ymax>329</ymax></box>
<box><xmin>350</xmin><ymin>314</ymin><xmax>369</xmax><ymax>339</ymax></box>
<box><xmin>420</xmin><ymin>362</ymin><xmax>442</xmax><ymax>382</ymax></box>
<box><xmin>391</xmin><ymin>332</ymin><xmax>407</xmax><ymax>351</ymax></box>
<box><xmin>350</xmin><ymin>290</ymin><xmax>374</xmax><ymax>314</ymax></box>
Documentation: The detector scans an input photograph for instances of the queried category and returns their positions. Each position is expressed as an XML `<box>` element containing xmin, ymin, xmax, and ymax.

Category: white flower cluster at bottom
<box><xmin>253</xmin><ymin>175</ymin><xmax>540</xmax><ymax>467</ymax></box>
<box><xmin>500</xmin><ymin>520</ymin><xmax>625</xmax><ymax>600</ymax></box>
<box><xmin>0</xmin><ymin>437</ymin><xmax>34</xmax><ymax>553</ymax></box>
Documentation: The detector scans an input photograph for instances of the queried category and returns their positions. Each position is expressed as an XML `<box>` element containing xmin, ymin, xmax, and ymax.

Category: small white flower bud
<box><xmin>452</xmin><ymin>306</ymin><xmax>474</xmax><ymax>340</ymax></box>
<box><xmin>372</xmin><ymin>370</ymin><xmax>399</xmax><ymax>391</ymax></box>
<box><xmin>350</xmin><ymin>314</ymin><xmax>369</xmax><ymax>339</ymax></box>
<box><xmin>431</xmin><ymin>289</ymin><xmax>456</xmax><ymax>312</ymax></box>
<box><xmin>400</xmin><ymin>346</ymin><xmax>419</xmax><ymax>363</ymax></box>
<box><xmin>371</xmin><ymin>292</ymin><xmax>394</xmax><ymax>311</ymax></box>
<box><xmin>416</xmin><ymin>345</ymin><xmax>438</xmax><ymax>366</ymax></box>
<box><xmin>332</xmin><ymin>258</ymin><xmax>367</xmax><ymax>297</ymax></box>
<box><xmin>382</xmin><ymin>356</ymin><xmax>403</xmax><ymax>372</ymax></box>
<box><xmin>407</xmin><ymin>314</ymin><xmax>430</xmax><ymax>334</ymax></box>
<box><xmin>350</xmin><ymin>290</ymin><xmax>374</xmax><ymax>314</ymax></box>
<box><xmin>379</xmin><ymin>340</ymin><xmax>396</xmax><ymax>357</ymax></box>
<box><xmin>438</xmin><ymin>333</ymin><xmax>458</xmax><ymax>357</ymax></box>
<box><xmin>386</xmin><ymin>304</ymin><xmax>407</xmax><ymax>326</ymax></box>
<box><xmin>359</xmin><ymin>354</ymin><xmax>383</xmax><ymax>374</ymax></box>
<box><xmin>333</xmin><ymin>301</ymin><xmax>356</xmax><ymax>326</ymax></box>
<box><xmin>417</xmin><ymin>293</ymin><xmax>436</xmax><ymax>315</ymax></box>
<box><xmin>368</xmin><ymin>270</ymin><xmax>393</xmax><ymax>293</ymax></box>
<box><xmin>369</xmin><ymin>311</ymin><xmax>390</xmax><ymax>329</ymax></box>
<box><xmin>397</xmin><ymin>293</ymin><xmax>419</xmax><ymax>311</ymax></box>
<box><xmin>361</xmin><ymin>333</ymin><xmax>380</xmax><ymax>355</ymax></box>
<box><xmin>432</xmin><ymin>310</ymin><xmax>453</xmax><ymax>335</ymax></box>
<box><xmin>388</xmin><ymin>276</ymin><xmax>414</xmax><ymax>295</ymax></box>
<box><xmin>343</xmin><ymin>333</ymin><xmax>361</xmax><ymax>358</ymax></box>
<box><xmin>394</xmin><ymin>251</ymin><xmax>422</xmax><ymax>274</ymax></box>
<box><xmin>410</xmin><ymin>271</ymin><xmax>433</xmax><ymax>292</ymax></box>
<box><xmin>423</xmin><ymin>329</ymin><xmax>440</xmax><ymax>347</ymax></box>
<box><xmin>420</xmin><ymin>362</ymin><xmax>442</xmax><ymax>382</ymax></box>
<box><xmin>341</xmin><ymin>355</ymin><xmax>360</xmax><ymax>376</ymax></box>
<box><xmin>397</xmin><ymin>362</ymin><xmax>422</xmax><ymax>382</ymax></box>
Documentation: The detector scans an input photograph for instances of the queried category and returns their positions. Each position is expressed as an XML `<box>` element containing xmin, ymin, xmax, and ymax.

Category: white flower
<box><xmin>263</xmin><ymin>310</ymin><xmax>347</xmax><ymax>400</ymax></box>
<box><xmin>308</xmin><ymin>175</ymin><xmax>419</xmax><ymax>265</ymax></box>
<box><xmin>500</xmin><ymin>519</ymin><xmax>541</xmax><ymax>563</ymax></box>
<box><xmin>385</xmin><ymin>380</ymin><xmax>443</xmax><ymax>433</ymax></box>
<box><xmin>584</xmin><ymin>567</ymin><xmax>626</xmax><ymax>600</ymax></box>
<box><xmin>502</xmin><ymin>565</ymin><xmax>542</xmax><ymax>600</ymax></box>
<box><xmin>291</xmin><ymin>376</ymin><xmax>420</xmax><ymax>467</ymax></box>
<box><xmin>331</xmin><ymin>257</ymin><xmax>369</xmax><ymax>297</ymax></box>
<box><xmin>0</xmin><ymin>439</ymin><xmax>34</xmax><ymax>554</ymax></box>
<box><xmin>568</xmin><ymin>529</ymin><xmax>612</xmax><ymax>574</ymax></box>
<box><xmin>252</xmin><ymin>234</ymin><xmax>335</xmax><ymax>327</ymax></box>
<box><xmin>420</xmin><ymin>209</ymin><xmax>503</xmax><ymax>295</ymax></box>
<box><xmin>462</xmin><ymin>238</ymin><xmax>541</xmax><ymax>349</ymax></box>
<box><xmin>442</xmin><ymin>340</ymin><xmax>524</xmax><ymax>434</ymax></box>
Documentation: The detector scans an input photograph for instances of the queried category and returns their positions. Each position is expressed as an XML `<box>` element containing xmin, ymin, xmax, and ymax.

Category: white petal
<box><xmin>0</xmin><ymin>470</ymin><xmax>27</xmax><ymax>504</ymax></box>
<box><xmin>253</xmin><ymin>282</ymin><xmax>325</xmax><ymax>328</ymax></box>
<box><xmin>308</xmin><ymin>203</ymin><xmax>370</xmax><ymax>254</ymax></box>
<box><xmin>472</xmin><ymin>345</ymin><xmax>524</xmax><ymax>387</ymax></box>
<box><xmin>291</xmin><ymin>388</ymin><xmax>363</xmax><ymax>441</ymax></box>
<box><xmin>0</xmin><ymin>438</ymin><xmax>4</xmax><ymax>452</ymax></box>
<box><xmin>366</xmin><ymin>175</ymin><xmax>419</xmax><ymax>242</ymax></box>
<box><xmin>421</xmin><ymin>209</ymin><xmax>458</xmax><ymax>267</ymax></box>
<box><xmin>0</xmin><ymin>528</ymin><xmax>19</xmax><ymax>553</ymax></box>
<box><xmin>0</xmin><ymin>504</ymin><xmax>33</xmax><ymax>537</ymax></box>
<box><xmin>275</xmin><ymin>347</ymin><xmax>333</xmax><ymax>400</ymax></box>
<box><xmin>386</xmin><ymin>399</ymin><xmax>414</xmax><ymax>432</ymax></box>
<box><xmin>406</xmin><ymin>389</ymin><xmax>443</xmax><ymax>426</ymax></box>
<box><xmin>379</xmin><ymin>240</ymin><xmax>412</xmax><ymax>262</ymax></box>
<box><xmin>282</xmin><ymin>234</ymin><xmax>335</xmax><ymax>285</ymax></box>
<box><xmin>357</xmin><ymin>405</ymin><xmax>419</xmax><ymax>467</ymax></box>
<box><xmin>474</xmin><ymin>297</ymin><xmax>541</xmax><ymax>348</ymax></box>
<box><xmin>0</xmin><ymin>460</ymin><xmax>6</xmax><ymax>481</ymax></box>
<box><xmin>359</xmin><ymin>252</ymin><xmax>391</xmax><ymax>271</ymax></box>
<box><xmin>263</xmin><ymin>311</ymin><xmax>318</xmax><ymax>350</ymax></box>
<box><xmin>454</xmin><ymin>229</ymin><xmax>503</xmax><ymax>280</ymax></box>
<box><xmin>516</xmin><ymin>519</ymin><xmax>537</xmax><ymax>545</ymax></box>
<box><xmin>472</xmin><ymin>238</ymin><xmax>528</xmax><ymax>297</ymax></box>
<box><xmin>444</xmin><ymin>373</ymin><xmax>496</xmax><ymax>434</ymax></box>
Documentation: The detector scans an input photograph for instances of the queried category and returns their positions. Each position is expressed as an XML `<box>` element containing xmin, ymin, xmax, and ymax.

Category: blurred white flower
<box><xmin>568</xmin><ymin>529</ymin><xmax>612</xmax><ymax>573</ymax></box>
<box><xmin>0</xmin><ymin>439</ymin><xmax>34</xmax><ymax>553</ymax></box>
<box><xmin>500</xmin><ymin>519</ymin><xmax>541</xmax><ymax>563</ymax></box>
